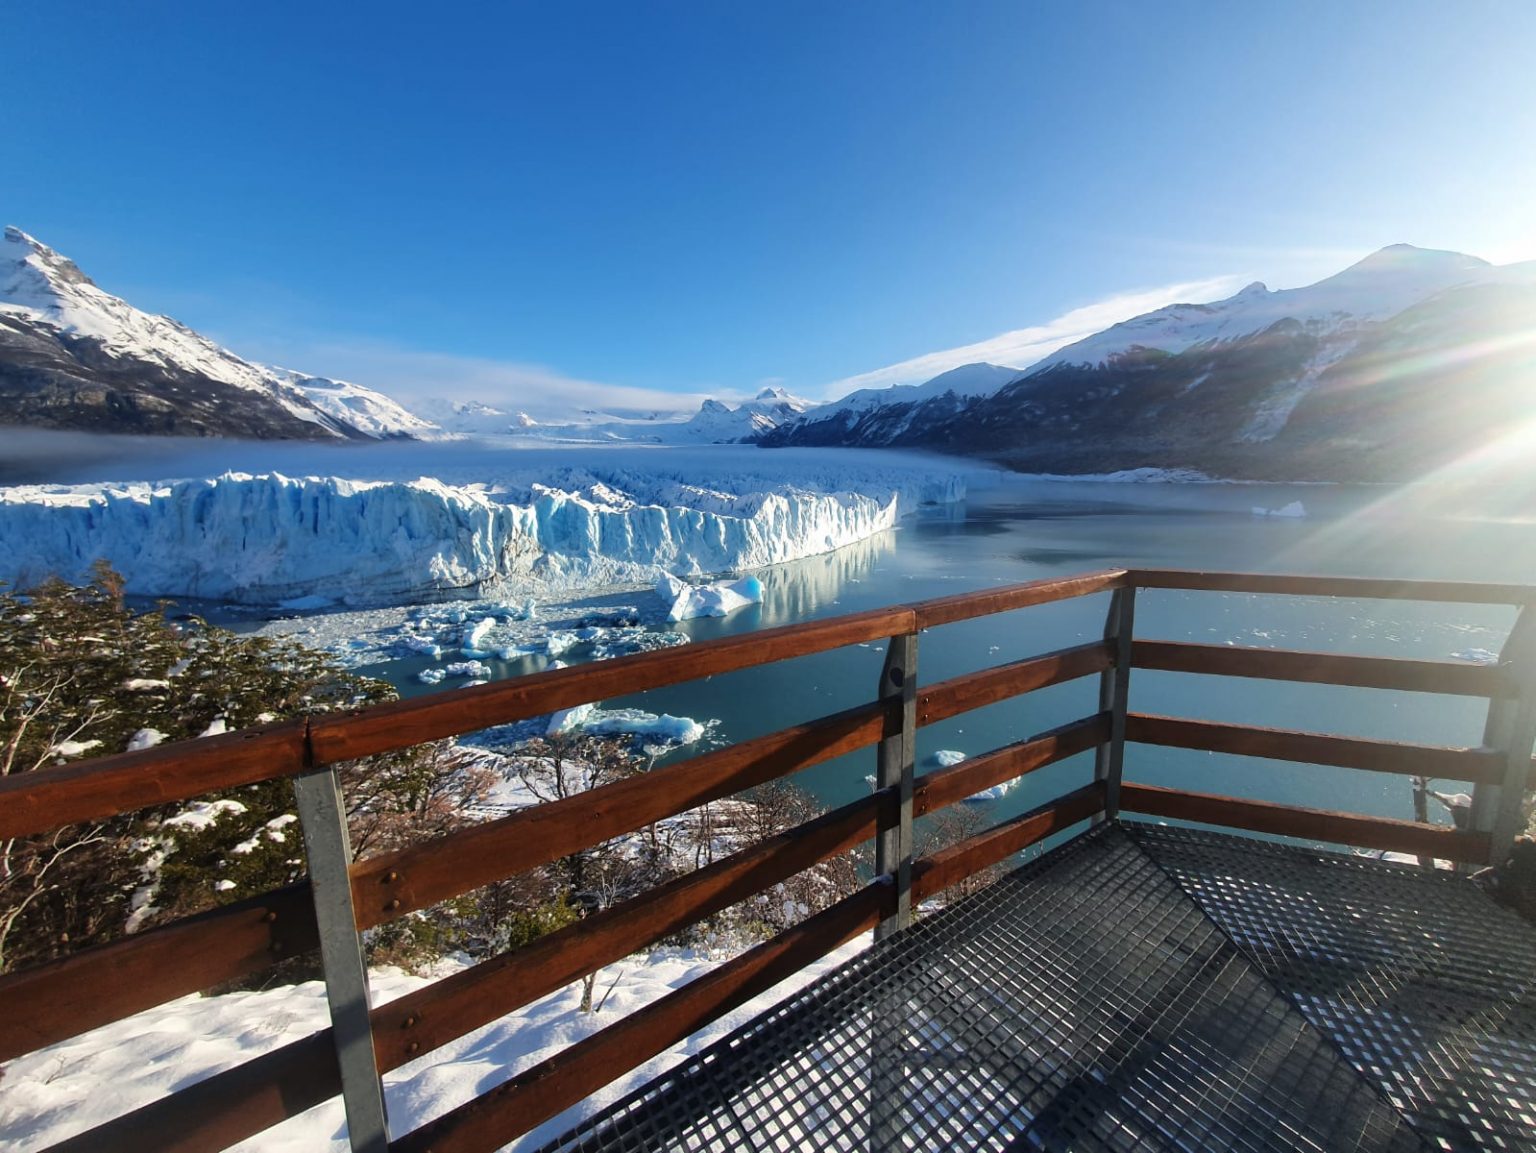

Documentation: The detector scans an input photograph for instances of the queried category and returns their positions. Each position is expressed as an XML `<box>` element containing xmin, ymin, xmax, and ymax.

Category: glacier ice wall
<box><xmin>0</xmin><ymin>454</ymin><xmax>966</xmax><ymax>604</ymax></box>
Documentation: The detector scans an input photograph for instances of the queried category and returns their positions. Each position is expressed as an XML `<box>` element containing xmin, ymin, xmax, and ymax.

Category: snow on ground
<box><xmin>0</xmin><ymin>935</ymin><xmax>872</xmax><ymax>1152</ymax></box>
<box><xmin>0</xmin><ymin>443</ymin><xmax>968</xmax><ymax>606</ymax></box>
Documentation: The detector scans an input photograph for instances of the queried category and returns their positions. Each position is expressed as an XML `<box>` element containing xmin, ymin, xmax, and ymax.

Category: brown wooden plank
<box><xmin>1129</xmin><ymin>569</ymin><xmax>1536</xmax><ymax>605</ymax></box>
<box><xmin>918</xmin><ymin>641</ymin><xmax>1113</xmax><ymax>726</ymax></box>
<box><xmin>1126</xmin><ymin>713</ymin><xmax>1507</xmax><ymax>784</ymax></box>
<box><xmin>372</xmin><ymin>793</ymin><xmax>882</xmax><ymax>1071</ymax></box>
<box><xmin>43</xmin><ymin>1030</ymin><xmax>339</xmax><ymax>1153</ymax></box>
<box><xmin>351</xmin><ymin>700</ymin><xmax>890</xmax><ymax>928</ymax></box>
<box><xmin>310</xmin><ymin>606</ymin><xmax>914</xmax><ymax>764</ymax></box>
<box><xmin>0</xmin><ymin>882</ymin><xmax>317</xmax><ymax>1063</ymax></box>
<box><xmin>1119</xmin><ymin>783</ymin><xmax>1491</xmax><ymax>863</ymax></box>
<box><xmin>914</xmin><ymin>714</ymin><xmax>1108</xmax><ymax>816</ymax></box>
<box><xmin>1131</xmin><ymin>640</ymin><xmax>1515</xmax><ymax>698</ymax></box>
<box><xmin>389</xmin><ymin>885</ymin><xmax>888</xmax><ymax>1153</ymax></box>
<box><xmin>912</xmin><ymin>569</ymin><xmax>1128</xmax><ymax>629</ymax></box>
<box><xmin>910</xmin><ymin>783</ymin><xmax>1105</xmax><ymax>902</ymax></box>
<box><xmin>0</xmin><ymin>719</ymin><xmax>308</xmax><ymax>840</ymax></box>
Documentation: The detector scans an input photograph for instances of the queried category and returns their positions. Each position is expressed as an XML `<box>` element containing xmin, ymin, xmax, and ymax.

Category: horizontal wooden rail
<box><xmin>1132</xmin><ymin>640</ymin><xmax>1516</xmax><ymax>698</ymax></box>
<box><xmin>911</xmin><ymin>783</ymin><xmax>1105</xmax><ymax>903</ymax></box>
<box><xmin>913</xmin><ymin>714</ymin><xmax>1108</xmax><ymax>816</ymax></box>
<box><xmin>351</xmin><ymin>700</ymin><xmax>890</xmax><ymax>928</ymax></box>
<box><xmin>0</xmin><ymin>881</ymin><xmax>318</xmax><ymax>1063</ymax></box>
<box><xmin>372</xmin><ymin>792</ymin><xmax>882</xmax><ymax>1072</ymax></box>
<box><xmin>1119</xmin><ymin>783</ymin><xmax>1491</xmax><ymax>863</ymax></box>
<box><xmin>0</xmin><ymin>719</ymin><xmax>308</xmax><ymax>840</ymax></box>
<box><xmin>1130</xmin><ymin>569</ymin><xmax>1536</xmax><ymax>605</ymax></box>
<box><xmin>912</xmin><ymin>568</ymin><xmax>1127</xmax><ymax>628</ymax></box>
<box><xmin>1126</xmin><ymin>714</ymin><xmax>1507</xmax><ymax>784</ymax></box>
<box><xmin>389</xmin><ymin>884</ymin><xmax>889</xmax><ymax>1153</ymax></box>
<box><xmin>918</xmin><ymin>642</ymin><xmax>1112</xmax><ymax>726</ymax></box>
<box><xmin>45</xmin><ymin>1030</ymin><xmax>338</xmax><ymax>1153</ymax></box>
<box><xmin>311</xmin><ymin>606</ymin><xmax>915</xmax><ymax>764</ymax></box>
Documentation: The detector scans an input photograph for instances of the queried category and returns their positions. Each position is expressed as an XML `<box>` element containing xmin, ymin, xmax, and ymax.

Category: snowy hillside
<box><xmin>0</xmin><ymin>227</ymin><xmax>434</xmax><ymax>440</ymax></box>
<box><xmin>760</xmin><ymin>363</ymin><xmax>1018</xmax><ymax>449</ymax></box>
<box><xmin>0</xmin><ymin>444</ymin><xmax>966</xmax><ymax>605</ymax></box>
<box><xmin>764</xmin><ymin>246</ymin><xmax>1536</xmax><ymax>481</ymax></box>
<box><xmin>1026</xmin><ymin>245</ymin><xmax>1496</xmax><ymax>373</ymax></box>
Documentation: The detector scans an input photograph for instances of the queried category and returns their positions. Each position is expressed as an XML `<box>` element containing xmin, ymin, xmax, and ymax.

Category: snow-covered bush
<box><xmin>0</xmin><ymin>565</ymin><xmax>490</xmax><ymax>976</ymax></box>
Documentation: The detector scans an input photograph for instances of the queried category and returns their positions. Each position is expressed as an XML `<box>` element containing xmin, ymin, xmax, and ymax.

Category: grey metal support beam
<box><xmin>1472</xmin><ymin>602</ymin><xmax>1536</xmax><ymax>866</ymax></box>
<box><xmin>1094</xmin><ymin>587</ymin><xmax>1137</xmax><ymax>821</ymax></box>
<box><xmin>293</xmin><ymin>760</ymin><xmax>391</xmax><ymax>1153</ymax></box>
<box><xmin>874</xmin><ymin>632</ymin><xmax>918</xmax><ymax>942</ymax></box>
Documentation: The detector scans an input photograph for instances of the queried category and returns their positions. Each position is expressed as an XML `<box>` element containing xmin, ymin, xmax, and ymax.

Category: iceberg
<box><xmin>1251</xmin><ymin>500</ymin><xmax>1307</xmax><ymax>519</ymax></box>
<box><xmin>657</xmin><ymin>573</ymin><xmax>765</xmax><ymax>622</ymax></box>
<box><xmin>0</xmin><ymin>447</ymin><xmax>967</xmax><ymax>605</ymax></box>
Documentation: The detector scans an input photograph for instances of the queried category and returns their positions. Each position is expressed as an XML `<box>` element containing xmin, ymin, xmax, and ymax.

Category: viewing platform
<box><xmin>4</xmin><ymin>569</ymin><xmax>1535</xmax><ymax>1152</ymax></box>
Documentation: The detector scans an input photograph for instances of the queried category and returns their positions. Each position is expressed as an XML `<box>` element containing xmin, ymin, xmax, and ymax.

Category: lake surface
<box><xmin>382</xmin><ymin>475</ymin><xmax>1536</xmax><ymax>836</ymax></box>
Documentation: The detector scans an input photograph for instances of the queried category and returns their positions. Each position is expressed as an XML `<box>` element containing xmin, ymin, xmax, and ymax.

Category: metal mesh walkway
<box><xmin>1129</xmin><ymin>822</ymin><xmax>1536</xmax><ymax>1152</ymax></box>
<box><xmin>538</xmin><ymin>823</ymin><xmax>1469</xmax><ymax>1153</ymax></box>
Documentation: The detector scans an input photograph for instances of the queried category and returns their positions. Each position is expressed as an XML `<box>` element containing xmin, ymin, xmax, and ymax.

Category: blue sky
<box><xmin>8</xmin><ymin>1</ymin><xmax>1535</xmax><ymax>412</ymax></box>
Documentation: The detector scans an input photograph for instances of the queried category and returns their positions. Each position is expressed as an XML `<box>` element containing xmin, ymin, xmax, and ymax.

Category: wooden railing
<box><xmin>3</xmin><ymin>568</ymin><xmax>1534</xmax><ymax>1153</ymax></box>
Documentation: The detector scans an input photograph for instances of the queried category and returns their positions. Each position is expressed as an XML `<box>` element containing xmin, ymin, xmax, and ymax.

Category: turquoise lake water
<box><xmin>373</xmin><ymin>475</ymin><xmax>1536</xmax><ymax>835</ymax></box>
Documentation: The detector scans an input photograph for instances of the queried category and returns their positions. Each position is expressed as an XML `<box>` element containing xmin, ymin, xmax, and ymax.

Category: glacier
<box><xmin>0</xmin><ymin>444</ymin><xmax>968</xmax><ymax>605</ymax></box>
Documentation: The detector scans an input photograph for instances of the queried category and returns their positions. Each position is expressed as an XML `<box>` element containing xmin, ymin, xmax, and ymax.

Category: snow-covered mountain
<box><xmin>424</xmin><ymin>386</ymin><xmax>816</xmax><ymax>445</ymax></box>
<box><xmin>0</xmin><ymin>228</ymin><xmax>435</xmax><ymax>440</ymax></box>
<box><xmin>763</xmin><ymin>246</ymin><xmax>1536</xmax><ymax>481</ymax></box>
<box><xmin>759</xmin><ymin>363</ymin><xmax>1019</xmax><ymax>448</ymax></box>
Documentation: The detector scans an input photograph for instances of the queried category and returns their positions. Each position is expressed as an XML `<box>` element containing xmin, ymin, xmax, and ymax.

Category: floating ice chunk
<box><xmin>126</xmin><ymin>727</ymin><xmax>167</xmax><ymax>752</ymax></box>
<box><xmin>463</xmin><ymin>617</ymin><xmax>497</xmax><ymax>655</ymax></box>
<box><xmin>400</xmin><ymin>635</ymin><xmax>444</xmax><ymax>659</ymax></box>
<box><xmin>1451</xmin><ymin>647</ymin><xmax>1499</xmax><ymax>665</ymax></box>
<box><xmin>930</xmin><ymin>750</ymin><xmax>967</xmax><ymax>768</ymax></box>
<box><xmin>658</xmin><ymin>573</ymin><xmax>765</xmax><ymax>622</ymax></box>
<box><xmin>544</xmin><ymin>631</ymin><xmax>581</xmax><ymax>656</ymax></box>
<box><xmin>583</xmin><ymin>709</ymin><xmax>706</xmax><ymax>746</ymax></box>
<box><xmin>547</xmin><ymin>702</ymin><xmax>597</xmax><ymax>735</ymax></box>
<box><xmin>277</xmin><ymin>594</ymin><xmax>334</xmax><ymax>611</ymax></box>
<box><xmin>1251</xmin><ymin>500</ymin><xmax>1307</xmax><ymax>519</ymax></box>
<box><xmin>443</xmin><ymin>660</ymin><xmax>490</xmax><ymax>678</ymax></box>
<box><xmin>418</xmin><ymin>668</ymin><xmax>447</xmax><ymax>684</ymax></box>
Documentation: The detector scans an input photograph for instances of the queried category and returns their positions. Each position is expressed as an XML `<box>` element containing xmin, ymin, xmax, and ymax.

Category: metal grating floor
<box><xmin>536</xmin><ymin>820</ymin><xmax>1536</xmax><ymax>1153</ymax></box>
<box><xmin>1128</xmin><ymin>822</ymin><xmax>1536</xmax><ymax>1152</ymax></box>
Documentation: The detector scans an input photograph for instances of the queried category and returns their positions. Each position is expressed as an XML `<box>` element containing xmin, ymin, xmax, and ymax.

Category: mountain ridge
<box><xmin>762</xmin><ymin>244</ymin><xmax>1536</xmax><ymax>481</ymax></box>
<box><xmin>0</xmin><ymin>227</ymin><xmax>434</xmax><ymax>441</ymax></box>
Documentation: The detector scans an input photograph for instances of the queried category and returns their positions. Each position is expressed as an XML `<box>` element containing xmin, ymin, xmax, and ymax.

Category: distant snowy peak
<box><xmin>418</xmin><ymin>387</ymin><xmax>817</xmax><ymax>445</ymax></box>
<box><xmin>0</xmin><ymin>227</ymin><xmax>435</xmax><ymax>441</ymax></box>
<box><xmin>1032</xmin><ymin>243</ymin><xmax>1498</xmax><ymax>372</ymax></box>
<box><xmin>832</xmin><ymin>363</ymin><xmax>1022</xmax><ymax>412</ymax></box>
<box><xmin>263</xmin><ymin>368</ymin><xmax>438</xmax><ymax>439</ymax></box>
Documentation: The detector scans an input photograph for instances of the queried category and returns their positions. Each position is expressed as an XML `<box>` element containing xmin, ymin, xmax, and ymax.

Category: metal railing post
<box><xmin>874</xmin><ymin>632</ymin><xmax>918</xmax><ymax>941</ymax></box>
<box><xmin>1094</xmin><ymin>587</ymin><xmax>1136</xmax><ymax>822</ymax></box>
<box><xmin>1471</xmin><ymin>602</ymin><xmax>1536</xmax><ymax>867</ymax></box>
<box><xmin>293</xmin><ymin>756</ymin><xmax>391</xmax><ymax>1153</ymax></box>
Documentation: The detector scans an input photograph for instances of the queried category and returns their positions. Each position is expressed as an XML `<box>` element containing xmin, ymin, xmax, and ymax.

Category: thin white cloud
<box><xmin>248</xmin><ymin>338</ymin><xmax>710</xmax><ymax>421</ymax></box>
<box><xmin>817</xmin><ymin>275</ymin><xmax>1246</xmax><ymax>401</ymax></box>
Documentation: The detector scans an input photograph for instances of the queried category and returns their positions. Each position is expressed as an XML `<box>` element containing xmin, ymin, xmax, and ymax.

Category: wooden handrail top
<box><xmin>1130</xmin><ymin>569</ymin><xmax>1536</xmax><ymax>605</ymax></box>
<box><xmin>1132</xmin><ymin>640</ymin><xmax>1517</xmax><ymax>698</ymax></box>
<box><xmin>0</xmin><ymin>570</ymin><xmax>1126</xmax><ymax>837</ymax></box>
<box><xmin>1119</xmin><ymin>782</ymin><xmax>1491</xmax><ymax>863</ymax></box>
<box><xmin>0</xmin><ymin>719</ymin><xmax>309</xmax><ymax>842</ymax></box>
<box><xmin>350</xmin><ymin>700</ymin><xmax>890</xmax><ymax>926</ymax></box>
<box><xmin>1126</xmin><ymin>714</ymin><xmax>1507</xmax><ymax>783</ymax></box>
